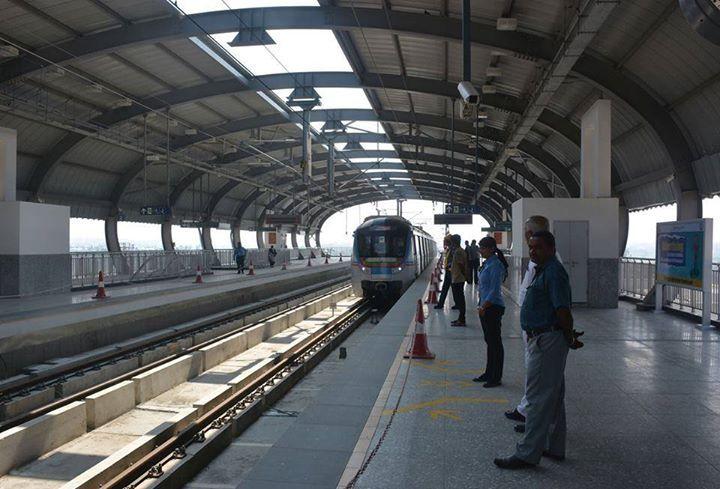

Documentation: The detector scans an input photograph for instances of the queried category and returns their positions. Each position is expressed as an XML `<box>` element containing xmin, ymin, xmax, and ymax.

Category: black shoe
<box><xmin>542</xmin><ymin>451</ymin><xmax>565</xmax><ymax>461</ymax></box>
<box><xmin>472</xmin><ymin>373</ymin><xmax>489</xmax><ymax>383</ymax></box>
<box><xmin>493</xmin><ymin>456</ymin><xmax>535</xmax><ymax>470</ymax></box>
<box><xmin>450</xmin><ymin>320</ymin><xmax>467</xmax><ymax>327</ymax></box>
<box><xmin>451</xmin><ymin>305</ymin><xmax>459</xmax><ymax>310</ymax></box>
<box><xmin>514</xmin><ymin>424</ymin><xmax>525</xmax><ymax>433</ymax></box>
<box><xmin>434</xmin><ymin>304</ymin><xmax>443</xmax><ymax>310</ymax></box>
<box><xmin>483</xmin><ymin>381</ymin><xmax>502</xmax><ymax>388</ymax></box>
<box><xmin>504</xmin><ymin>409</ymin><xmax>526</xmax><ymax>423</ymax></box>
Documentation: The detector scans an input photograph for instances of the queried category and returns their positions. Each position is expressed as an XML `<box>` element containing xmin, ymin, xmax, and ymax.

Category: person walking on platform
<box><xmin>435</xmin><ymin>235</ymin><xmax>453</xmax><ymax>309</ymax></box>
<box><xmin>467</xmin><ymin>239</ymin><xmax>480</xmax><ymax>285</ymax></box>
<box><xmin>494</xmin><ymin>231</ymin><xmax>583</xmax><ymax>470</ymax></box>
<box><xmin>450</xmin><ymin>234</ymin><xmax>468</xmax><ymax>326</ymax></box>
<box><xmin>505</xmin><ymin>216</ymin><xmax>561</xmax><ymax>429</ymax></box>
<box><xmin>234</xmin><ymin>243</ymin><xmax>247</xmax><ymax>274</ymax></box>
<box><xmin>473</xmin><ymin>236</ymin><xmax>508</xmax><ymax>388</ymax></box>
<box><xmin>268</xmin><ymin>245</ymin><xmax>278</xmax><ymax>268</ymax></box>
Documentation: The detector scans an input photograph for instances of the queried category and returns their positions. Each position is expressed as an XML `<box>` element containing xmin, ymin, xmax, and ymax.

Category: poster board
<box><xmin>655</xmin><ymin>218</ymin><xmax>713</xmax><ymax>326</ymax></box>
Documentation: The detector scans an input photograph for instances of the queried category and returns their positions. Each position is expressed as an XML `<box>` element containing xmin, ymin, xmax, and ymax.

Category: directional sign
<box><xmin>435</xmin><ymin>214</ymin><xmax>473</xmax><ymax>225</ymax></box>
<box><xmin>445</xmin><ymin>204</ymin><xmax>484</xmax><ymax>215</ymax></box>
<box><xmin>266</xmin><ymin>214</ymin><xmax>302</xmax><ymax>225</ymax></box>
<box><xmin>139</xmin><ymin>206</ymin><xmax>171</xmax><ymax>216</ymax></box>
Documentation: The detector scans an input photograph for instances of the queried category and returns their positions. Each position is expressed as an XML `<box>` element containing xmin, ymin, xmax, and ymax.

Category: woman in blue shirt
<box><xmin>474</xmin><ymin>236</ymin><xmax>509</xmax><ymax>388</ymax></box>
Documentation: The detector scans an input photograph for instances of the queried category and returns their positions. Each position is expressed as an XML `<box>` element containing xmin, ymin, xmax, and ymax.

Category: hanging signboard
<box><xmin>655</xmin><ymin>218</ymin><xmax>713</xmax><ymax>326</ymax></box>
<box><xmin>139</xmin><ymin>206</ymin><xmax>171</xmax><ymax>216</ymax></box>
<box><xmin>434</xmin><ymin>214</ymin><xmax>473</xmax><ymax>225</ymax></box>
<box><xmin>266</xmin><ymin>215</ymin><xmax>302</xmax><ymax>225</ymax></box>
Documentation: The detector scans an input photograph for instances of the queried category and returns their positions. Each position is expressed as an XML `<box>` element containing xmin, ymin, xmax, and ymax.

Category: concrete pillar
<box><xmin>0</xmin><ymin>127</ymin><xmax>17</xmax><ymax>202</ymax></box>
<box><xmin>256</xmin><ymin>229</ymin><xmax>264</xmax><ymax>249</ymax></box>
<box><xmin>161</xmin><ymin>221</ymin><xmax>174</xmax><ymax>251</ymax></box>
<box><xmin>231</xmin><ymin>223</ymin><xmax>242</xmax><ymax>247</ymax></box>
<box><xmin>618</xmin><ymin>205</ymin><xmax>629</xmax><ymax>257</ymax></box>
<box><xmin>315</xmin><ymin>230</ymin><xmax>321</xmax><ymax>249</ymax></box>
<box><xmin>105</xmin><ymin>216</ymin><xmax>121</xmax><ymax>252</ymax></box>
<box><xmin>580</xmin><ymin>99</ymin><xmax>612</xmax><ymax>198</ymax></box>
<box><xmin>200</xmin><ymin>227</ymin><xmax>213</xmax><ymax>251</ymax></box>
<box><xmin>291</xmin><ymin>229</ymin><xmax>299</xmax><ymax>248</ymax></box>
<box><xmin>677</xmin><ymin>189</ymin><xmax>702</xmax><ymax>221</ymax></box>
<box><xmin>304</xmin><ymin>231</ymin><xmax>312</xmax><ymax>248</ymax></box>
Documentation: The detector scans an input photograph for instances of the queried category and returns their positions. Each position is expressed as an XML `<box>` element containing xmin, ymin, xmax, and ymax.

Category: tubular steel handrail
<box><xmin>619</xmin><ymin>257</ymin><xmax>720</xmax><ymax>320</ymax></box>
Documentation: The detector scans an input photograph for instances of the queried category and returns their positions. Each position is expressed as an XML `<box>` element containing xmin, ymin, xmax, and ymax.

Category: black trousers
<box><xmin>480</xmin><ymin>305</ymin><xmax>505</xmax><ymax>382</ymax></box>
<box><xmin>469</xmin><ymin>259</ymin><xmax>480</xmax><ymax>284</ymax></box>
<box><xmin>236</xmin><ymin>256</ymin><xmax>245</xmax><ymax>273</ymax></box>
<box><xmin>437</xmin><ymin>273</ymin><xmax>452</xmax><ymax>306</ymax></box>
<box><xmin>451</xmin><ymin>282</ymin><xmax>466</xmax><ymax>322</ymax></box>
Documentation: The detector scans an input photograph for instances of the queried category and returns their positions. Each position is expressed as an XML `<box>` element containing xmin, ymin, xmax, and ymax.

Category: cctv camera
<box><xmin>457</xmin><ymin>81</ymin><xmax>479</xmax><ymax>105</ymax></box>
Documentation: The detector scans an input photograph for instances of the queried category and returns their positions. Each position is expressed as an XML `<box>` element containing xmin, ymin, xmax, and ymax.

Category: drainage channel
<box><xmin>0</xmin><ymin>287</ymin><xmax>363</xmax><ymax>488</ymax></box>
<box><xmin>0</xmin><ymin>277</ymin><xmax>349</xmax><ymax>431</ymax></box>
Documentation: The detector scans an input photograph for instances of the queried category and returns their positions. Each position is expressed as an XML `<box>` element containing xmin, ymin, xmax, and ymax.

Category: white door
<box><xmin>553</xmin><ymin>220</ymin><xmax>589</xmax><ymax>303</ymax></box>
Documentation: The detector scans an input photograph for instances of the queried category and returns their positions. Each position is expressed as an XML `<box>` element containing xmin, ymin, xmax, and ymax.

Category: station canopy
<box><xmin>1</xmin><ymin>0</ymin><xmax>719</xmax><ymax>231</ymax></box>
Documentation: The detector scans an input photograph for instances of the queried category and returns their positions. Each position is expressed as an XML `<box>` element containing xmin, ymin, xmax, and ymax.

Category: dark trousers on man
<box><xmin>451</xmin><ymin>282</ymin><xmax>466</xmax><ymax>322</ymax></box>
<box><xmin>480</xmin><ymin>305</ymin><xmax>505</xmax><ymax>382</ymax></box>
<box><xmin>437</xmin><ymin>272</ymin><xmax>452</xmax><ymax>306</ymax></box>
<box><xmin>469</xmin><ymin>259</ymin><xmax>480</xmax><ymax>284</ymax></box>
<box><xmin>236</xmin><ymin>256</ymin><xmax>245</xmax><ymax>274</ymax></box>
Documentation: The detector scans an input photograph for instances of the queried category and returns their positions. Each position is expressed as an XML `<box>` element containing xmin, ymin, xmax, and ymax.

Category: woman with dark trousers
<box><xmin>474</xmin><ymin>236</ymin><xmax>509</xmax><ymax>388</ymax></box>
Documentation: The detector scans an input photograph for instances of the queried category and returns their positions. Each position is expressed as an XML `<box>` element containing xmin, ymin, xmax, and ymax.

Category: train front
<box><xmin>351</xmin><ymin>217</ymin><xmax>411</xmax><ymax>301</ymax></box>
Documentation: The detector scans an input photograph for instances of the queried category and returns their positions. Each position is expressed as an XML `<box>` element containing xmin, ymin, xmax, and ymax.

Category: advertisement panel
<box><xmin>655</xmin><ymin>219</ymin><xmax>707</xmax><ymax>290</ymax></box>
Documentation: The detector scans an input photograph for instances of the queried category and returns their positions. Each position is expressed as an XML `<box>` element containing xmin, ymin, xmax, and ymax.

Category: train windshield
<box><xmin>356</xmin><ymin>228</ymin><xmax>407</xmax><ymax>259</ymax></box>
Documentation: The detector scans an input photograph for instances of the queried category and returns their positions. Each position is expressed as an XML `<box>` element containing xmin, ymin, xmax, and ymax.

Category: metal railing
<box><xmin>71</xmin><ymin>248</ymin><xmax>323</xmax><ymax>288</ymax></box>
<box><xmin>619</xmin><ymin>257</ymin><xmax>720</xmax><ymax>320</ymax></box>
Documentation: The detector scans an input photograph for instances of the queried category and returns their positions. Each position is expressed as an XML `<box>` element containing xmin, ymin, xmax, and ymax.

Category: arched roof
<box><xmin>2</xmin><ymin>0</ymin><xmax>719</xmax><ymax>232</ymax></box>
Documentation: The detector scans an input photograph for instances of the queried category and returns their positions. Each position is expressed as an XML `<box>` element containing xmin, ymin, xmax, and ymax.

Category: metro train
<box><xmin>351</xmin><ymin>215</ymin><xmax>438</xmax><ymax>300</ymax></box>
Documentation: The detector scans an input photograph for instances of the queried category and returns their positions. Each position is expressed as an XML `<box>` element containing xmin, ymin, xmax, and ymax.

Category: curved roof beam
<box><xmin>5</xmin><ymin>6</ymin><xmax>695</xmax><ymax>192</ymax></box>
<box><xmin>26</xmin><ymin>72</ymin><xmax>582</xmax><ymax>196</ymax></box>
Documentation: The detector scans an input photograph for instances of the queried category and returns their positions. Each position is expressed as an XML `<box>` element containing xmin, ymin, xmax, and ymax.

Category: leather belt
<box><xmin>525</xmin><ymin>325</ymin><xmax>562</xmax><ymax>339</ymax></box>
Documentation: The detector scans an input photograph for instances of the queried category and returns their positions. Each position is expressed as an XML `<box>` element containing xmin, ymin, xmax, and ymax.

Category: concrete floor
<box><xmin>349</xmin><ymin>286</ymin><xmax>720</xmax><ymax>489</ymax></box>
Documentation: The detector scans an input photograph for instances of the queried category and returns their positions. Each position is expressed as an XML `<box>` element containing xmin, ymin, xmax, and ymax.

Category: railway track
<box><xmin>0</xmin><ymin>276</ymin><xmax>350</xmax><ymax>431</ymax></box>
<box><xmin>0</xmin><ymin>285</ymin><xmax>366</xmax><ymax>487</ymax></box>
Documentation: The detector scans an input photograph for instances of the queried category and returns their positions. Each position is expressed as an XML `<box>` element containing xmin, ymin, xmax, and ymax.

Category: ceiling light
<box><xmin>477</xmin><ymin>110</ymin><xmax>489</xmax><ymax>119</ymax></box>
<box><xmin>506</xmin><ymin>148</ymin><xmax>520</xmax><ymax>157</ymax></box>
<box><xmin>184</xmin><ymin>128</ymin><xmax>198</xmax><ymax>136</ymax></box>
<box><xmin>146</xmin><ymin>154</ymin><xmax>162</xmax><ymax>162</ymax></box>
<box><xmin>110</xmin><ymin>98</ymin><xmax>132</xmax><ymax>109</ymax></box>
<box><xmin>486</xmin><ymin>67</ymin><xmax>502</xmax><ymax>77</ymax></box>
<box><xmin>496</xmin><ymin>18</ymin><xmax>518</xmax><ymax>31</ymax></box>
<box><xmin>481</xmin><ymin>85</ymin><xmax>497</xmax><ymax>94</ymax></box>
<box><xmin>0</xmin><ymin>45</ymin><xmax>19</xmax><ymax>58</ymax></box>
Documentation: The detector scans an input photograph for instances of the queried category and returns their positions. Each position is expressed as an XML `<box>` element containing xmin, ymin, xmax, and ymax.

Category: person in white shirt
<box><xmin>504</xmin><ymin>215</ymin><xmax>562</xmax><ymax>428</ymax></box>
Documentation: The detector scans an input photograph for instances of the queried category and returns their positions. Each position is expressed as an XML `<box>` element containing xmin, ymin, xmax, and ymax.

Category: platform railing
<box><xmin>70</xmin><ymin>248</ymin><xmax>325</xmax><ymax>288</ymax></box>
<box><xmin>619</xmin><ymin>257</ymin><xmax>720</xmax><ymax>319</ymax></box>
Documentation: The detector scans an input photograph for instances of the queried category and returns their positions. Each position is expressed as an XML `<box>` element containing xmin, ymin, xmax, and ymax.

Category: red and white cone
<box><xmin>425</xmin><ymin>273</ymin><xmax>438</xmax><ymax>304</ymax></box>
<box><xmin>307</xmin><ymin>257</ymin><xmax>312</xmax><ymax>267</ymax></box>
<box><xmin>194</xmin><ymin>265</ymin><xmax>203</xmax><ymax>284</ymax></box>
<box><xmin>92</xmin><ymin>271</ymin><xmax>109</xmax><ymax>299</ymax></box>
<box><xmin>405</xmin><ymin>299</ymin><xmax>435</xmax><ymax>359</ymax></box>
<box><xmin>248</xmin><ymin>261</ymin><xmax>255</xmax><ymax>275</ymax></box>
<box><xmin>282</xmin><ymin>260</ymin><xmax>287</xmax><ymax>270</ymax></box>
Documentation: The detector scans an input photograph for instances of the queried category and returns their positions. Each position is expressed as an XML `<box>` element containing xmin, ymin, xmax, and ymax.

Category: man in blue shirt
<box><xmin>494</xmin><ymin>230</ymin><xmax>582</xmax><ymax>469</ymax></box>
<box><xmin>234</xmin><ymin>244</ymin><xmax>247</xmax><ymax>274</ymax></box>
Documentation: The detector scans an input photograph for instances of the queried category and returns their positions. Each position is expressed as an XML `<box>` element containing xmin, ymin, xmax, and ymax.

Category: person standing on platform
<box><xmin>505</xmin><ymin>216</ymin><xmax>559</xmax><ymax>429</ymax></box>
<box><xmin>268</xmin><ymin>245</ymin><xmax>278</xmax><ymax>268</ymax></box>
<box><xmin>435</xmin><ymin>235</ymin><xmax>453</xmax><ymax>309</ymax></box>
<box><xmin>234</xmin><ymin>243</ymin><xmax>247</xmax><ymax>274</ymax></box>
<box><xmin>450</xmin><ymin>234</ymin><xmax>468</xmax><ymax>326</ymax></box>
<box><xmin>467</xmin><ymin>239</ymin><xmax>480</xmax><ymax>285</ymax></box>
<box><xmin>494</xmin><ymin>231</ymin><xmax>583</xmax><ymax>469</ymax></box>
<box><xmin>473</xmin><ymin>236</ymin><xmax>508</xmax><ymax>388</ymax></box>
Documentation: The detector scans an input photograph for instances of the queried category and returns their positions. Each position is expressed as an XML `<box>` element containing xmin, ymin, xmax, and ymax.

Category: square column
<box><xmin>581</xmin><ymin>99</ymin><xmax>612</xmax><ymax>198</ymax></box>
<box><xmin>0</xmin><ymin>127</ymin><xmax>17</xmax><ymax>202</ymax></box>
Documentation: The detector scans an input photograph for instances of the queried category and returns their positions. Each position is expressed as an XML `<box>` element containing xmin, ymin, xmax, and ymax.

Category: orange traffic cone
<box><xmin>404</xmin><ymin>300</ymin><xmax>435</xmax><ymax>359</ymax></box>
<box><xmin>425</xmin><ymin>273</ymin><xmax>438</xmax><ymax>304</ymax></box>
<box><xmin>92</xmin><ymin>271</ymin><xmax>109</xmax><ymax>299</ymax></box>
<box><xmin>194</xmin><ymin>265</ymin><xmax>203</xmax><ymax>283</ymax></box>
<box><xmin>282</xmin><ymin>260</ymin><xmax>287</xmax><ymax>270</ymax></box>
<box><xmin>248</xmin><ymin>260</ymin><xmax>255</xmax><ymax>275</ymax></box>
<box><xmin>307</xmin><ymin>257</ymin><xmax>312</xmax><ymax>267</ymax></box>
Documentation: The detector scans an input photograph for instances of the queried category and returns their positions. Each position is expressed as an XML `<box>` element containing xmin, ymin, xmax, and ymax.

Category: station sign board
<box><xmin>266</xmin><ymin>214</ymin><xmax>302</xmax><ymax>225</ymax></box>
<box><xmin>180</xmin><ymin>220</ymin><xmax>220</xmax><ymax>228</ymax></box>
<box><xmin>434</xmin><ymin>214</ymin><xmax>473</xmax><ymax>225</ymax></box>
<box><xmin>445</xmin><ymin>204</ymin><xmax>484</xmax><ymax>215</ymax></box>
<box><xmin>139</xmin><ymin>205</ymin><xmax>171</xmax><ymax>216</ymax></box>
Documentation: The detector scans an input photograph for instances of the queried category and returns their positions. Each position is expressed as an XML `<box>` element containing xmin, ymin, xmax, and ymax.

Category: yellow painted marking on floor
<box><xmin>411</xmin><ymin>362</ymin><xmax>483</xmax><ymax>375</ymax></box>
<box><xmin>420</xmin><ymin>379</ymin><xmax>477</xmax><ymax>389</ymax></box>
<box><xmin>428</xmin><ymin>408</ymin><xmax>461</xmax><ymax>421</ymax></box>
<box><xmin>383</xmin><ymin>396</ymin><xmax>508</xmax><ymax>416</ymax></box>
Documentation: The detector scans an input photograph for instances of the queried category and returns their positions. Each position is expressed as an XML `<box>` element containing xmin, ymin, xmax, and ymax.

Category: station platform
<box><xmin>215</xmin><ymin>263</ymin><xmax>720</xmax><ymax>489</ymax></box>
<box><xmin>0</xmin><ymin>260</ymin><xmax>348</xmax><ymax>378</ymax></box>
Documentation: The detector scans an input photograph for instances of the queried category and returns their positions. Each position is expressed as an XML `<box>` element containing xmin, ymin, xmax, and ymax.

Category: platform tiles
<box><xmin>0</xmin><ymin>289</ymin><xmax>358</xmax><ymax>489</ymax></box>
<box><xmin>343</xmin><ymin>287</ymin><xmax>720</xmax><ymax>489</ymax></box>
<box><xmin>0</xmin><ymin>263</ymin><xmax>349</xmax><ymax>379</ymax></box>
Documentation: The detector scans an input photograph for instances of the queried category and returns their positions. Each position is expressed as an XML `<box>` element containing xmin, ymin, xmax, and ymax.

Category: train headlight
<box><xmin>361</xmin><ymin>266</ymin><xmax>367</xmax><ymax>272</ymax></box>
<box><xmin>396</xmin><ymin>266</ymin><xmax>403</xmax><ymax>272</ymax></box>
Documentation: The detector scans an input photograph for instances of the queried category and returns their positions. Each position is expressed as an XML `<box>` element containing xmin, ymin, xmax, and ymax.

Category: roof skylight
<box><xmin>174</xmin><ymin>0</ymin><xmax>318</xmax><ymax>16</ymax></box>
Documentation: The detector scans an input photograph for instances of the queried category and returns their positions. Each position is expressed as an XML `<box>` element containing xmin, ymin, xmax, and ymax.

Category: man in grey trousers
<box><xmin>494</xmin><ymin>230</ymin><xmax>583</xmax><ymax>469</ymax></box>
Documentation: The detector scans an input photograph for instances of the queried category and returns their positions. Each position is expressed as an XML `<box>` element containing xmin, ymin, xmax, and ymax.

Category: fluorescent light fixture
<box><xmin>490</xmin><ymin>49</ymin><xmax>510</xmax><ymax>56</ymax></box>
<box><xmin>506</xmin><ymin>148</ymin><xmax>520</xmax><ymax>156</ymax></box>
<box><xmin>110</xmin><ymin>98</ymin><xmax>133</xmax><ymax>109</ymax></box>
<box><xmin>477</xmin><ymin>110</ymin><xmax>489</xmax><ymax>119</ymax></box>
<box><xmin>486</xmin><ymin>67</ymin><xmax>502</xmax><ymax>77</ymax></box>
<box><xmin>0</xmin><ymin>45</ymin><xmax>19</xmax><ymax>58</ymax></box>
<box><xmin>224</xmin><ymin>146</ymin><xmax>238</xmax><ymax>154</ymax></box>
<box><xmin>146</xmin><ymin>154</ymin><xmax>162</xmax><ymax>162</ymax></box>
<box><xmin>481</xmin><ymin>85</ymin><xmax>497</xmax><ymax>94</ymax></box>
<box><xmin>184</xmin><ymin>128</ymin><xmax>198</xmax><ymax>136</ymax></box>
<box><xmin>496</xmin><ymin>18</ymin><xmax>518</xmax><ymax>31</ymax></box>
